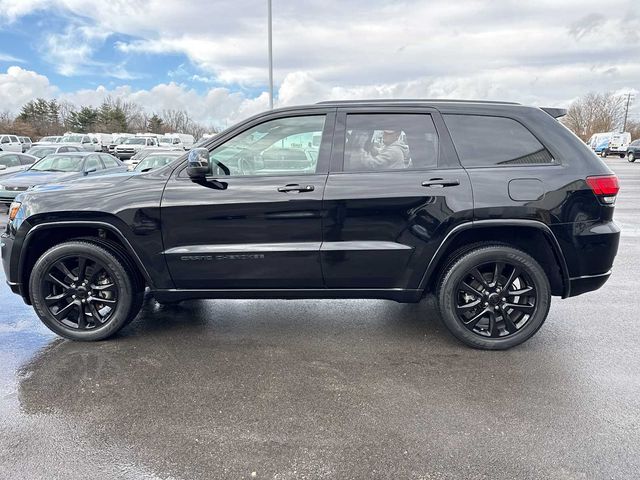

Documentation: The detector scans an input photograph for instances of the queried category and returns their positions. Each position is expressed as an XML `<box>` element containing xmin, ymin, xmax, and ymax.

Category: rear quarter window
<box><xmin>443</xmin><ymin>114</ymin><xmax>555</xmax><ymax>167</ymax></box>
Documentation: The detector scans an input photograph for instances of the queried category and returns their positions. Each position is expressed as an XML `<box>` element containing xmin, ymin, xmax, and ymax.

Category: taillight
<box><xmin>586</xmin><ymin>175</ymin><xmax>620</xmax><ymax>204</ymax></box>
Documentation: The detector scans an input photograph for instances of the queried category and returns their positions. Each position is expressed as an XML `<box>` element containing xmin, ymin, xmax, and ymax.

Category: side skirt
<box><xmin>152</xmin><ymin>288</ymin><xmax>423</xmax><ymax>303</ymax></box>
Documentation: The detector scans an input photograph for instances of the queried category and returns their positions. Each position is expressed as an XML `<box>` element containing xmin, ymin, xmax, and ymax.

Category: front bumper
<box><xmin>0</xmin><ymin>189</ymin><xmax>20</xmax><ymax>205</ymax></box>
<box><xmin>1</xmin><ymin>231</ymin><xmax>28</xmax><ymax>302</ymax></box>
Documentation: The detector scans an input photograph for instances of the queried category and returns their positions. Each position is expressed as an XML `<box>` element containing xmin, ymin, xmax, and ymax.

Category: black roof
<box><xmin>316</xmin><ymin>99</ymin><xmax>521</xmax><ymax>106</ymax></box>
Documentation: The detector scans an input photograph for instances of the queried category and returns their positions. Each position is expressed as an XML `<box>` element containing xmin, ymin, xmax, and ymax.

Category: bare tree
<box><xmin>563</xmin><ymin>92</ymin><xmax>626</xmax><ymax>141</ymax></box>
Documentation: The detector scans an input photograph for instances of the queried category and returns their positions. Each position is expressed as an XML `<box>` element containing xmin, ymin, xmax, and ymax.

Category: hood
<box><xmin>3</xmin><ymin>170</ymin><xmax>79</xmax><ymax>188</ymax></box>
<box><xmin>28</xmin><ymin>171</ymin><xmax>138</xmax><ymax>193</ymax></box>
<box><xmin>0</xmin><ymin>165</ymin><xmax>27</xmax><ymax>178</ymax></box>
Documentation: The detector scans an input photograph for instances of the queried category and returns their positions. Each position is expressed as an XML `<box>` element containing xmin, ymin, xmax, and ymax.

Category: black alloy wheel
<box><xmin>40</xmin><ymin>255</ymin><xmax>118</xmax><ymax>330</ymax></box>
<box><xmin>30</xmin><ymin>241</ymin><xmax>138</xmax><ymax>341</ymax></box>
<box><xmin>455</xmin><ymin>261</ymin><xmax>537</xmax><ymax>338</ymax></box>
<box><xmin>437</xmin><ymin>244</ymin><xmax>551</xmax><ymax>350</ymax></box>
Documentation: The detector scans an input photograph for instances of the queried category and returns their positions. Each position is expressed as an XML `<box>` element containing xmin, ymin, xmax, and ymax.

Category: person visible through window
<box><xmin>355</xmin><ymin>130</ymin><xmax>410</xmax><ymax>170</ymax></box>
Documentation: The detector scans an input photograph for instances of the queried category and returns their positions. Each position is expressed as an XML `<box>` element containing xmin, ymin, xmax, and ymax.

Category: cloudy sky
<box><xmin>0</xmin><ymin>0</ymin><xmax>638</xmax><ymax>128</ymax></box>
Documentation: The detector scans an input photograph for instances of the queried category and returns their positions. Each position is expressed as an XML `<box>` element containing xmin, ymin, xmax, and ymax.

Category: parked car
<box><xmin>26</xmin><ymin>144</ymin><xmax>83</xmax><ymax>159</ymax></box>
<box><xmin>108</xmin><ymin>134</ymin><xmax>134</xmax><ymax>154</ymax></box>
<box><xmin>133</xmin><ymin>151</ymin><xmax>184</xmax><ymax>172</ymax></box>
<box><xmin>0</xmin><ymin>152</ymin><xmax>38</xmax><ymax>179</ymax></box>
<box><xmin>626</xmin><ymin>139</ymin><xmax>640</xmax><ymax>162</ymax></box>
<box><xmin>123</xmin><ymin>148</ymin><xmax>182</xmax><ymax>170</ymax></box>
<box><xmin>2</xmin><ymin>100</ymin><xmax>620</xmax><ymax>349</ymax></box>
<box><xmin>607</xmin><ymin>132</ymin><xmax>631</xmax><ymax>158</ymax></box>
<box><xmin>18</xmin><ymin>136</ymin><xmax>32</xmax><ymax>153</ymax></box>
<box><xmin>37</xmin><ymin>135</ymin><xmax>61</xmax><ymax>143</ymax></box>
<box><xmin>0</xmin><ymin>152</ymin><xmax>126</xmax><ymax>205</ymax></box>
<box><xmin>58</xmin><ymin>133</ymin><xmax>95</xmax><ymax>152</ymax></box>
<box><xmin>89</xmin><ymin>133</ymin><xmax>114</xmax><ymax>152</ymax></box>
<box><xmin>114</xmin><ymin>136</ymin><xmax>160</xmax><ymax>160</ymax></box>
<box><xmin>0</xmin><ymin>134</ymin><xmax>23</xmax><ymax>152</ymax></box>
<box><xmin>32</xmin><ymin>136</ymin><xmax>62</xmax><ymax>147</ymax></box>
<box><xmin>158</xmin><ymin>133</ymin><xmax>195</xmax><ymax>150</ymax></box>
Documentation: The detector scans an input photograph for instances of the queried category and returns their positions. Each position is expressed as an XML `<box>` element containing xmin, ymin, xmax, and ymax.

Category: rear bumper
<box><xmin>567</xmin><ymin>271</ymin><xmax>611</xmax><ymax>297</ymax></box>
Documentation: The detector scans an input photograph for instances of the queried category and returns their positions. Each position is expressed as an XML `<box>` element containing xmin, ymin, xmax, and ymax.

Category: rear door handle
<box><xmin>277</xmin><ymin>184</ymin><xmax>315</xmax><ymax>193</ymax></box>
<box><xmin>421</xmin><ymin>178</ymin><xmax>460</xmax><ymax>188</ymax></box>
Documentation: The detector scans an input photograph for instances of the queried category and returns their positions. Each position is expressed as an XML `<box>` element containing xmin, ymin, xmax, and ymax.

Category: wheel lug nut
<box><xmin>502</xmin><ymin>297</ymin><xmax>506</xmax><ymax>302</ymax></box>
<box><xmin>72</xmin><ymin>295</ymin><xmax>76</xmax><ymax>299</ymax></box>
<box><xmin>484</xmin><ymin>302</ymin><xmax>489</xmax><ymax>306</ymax></box>
<box><xmin>494</xmin><ymin>306</ymin><xmax>499</xmax><ymax>310</ymax></box>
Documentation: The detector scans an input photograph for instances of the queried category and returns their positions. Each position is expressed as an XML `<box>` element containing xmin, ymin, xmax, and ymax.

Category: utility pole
<box><xmin>267</xmin><ymin>0</ymin><xmax>273</xmax><ymax>109</ymax></box>
<box><xmin>623</xmin><ymin>92</ymin><xmax>631</xmax><ymax>132</ymax></box>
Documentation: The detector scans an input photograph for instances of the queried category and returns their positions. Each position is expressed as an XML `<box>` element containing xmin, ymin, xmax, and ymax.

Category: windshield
<box><xmin>30</xmin><ymin>155</ymin><xmax>83</xmax><ymax>172</ymax></box>
<box><xmin>124</xmin><ymin>138</ymin><xmax>147</xmax><ymax>145</ymax></box>
<box><xmin>134</xmin><ymin>154</ymin><xmax>180</xmax><ymax>172</ymax></box>
<box><xmin>27</xmin><ymin>147</ymin><xmax>56</xmax><ymax>158</ymax></box>
<box><xmin>61</xmin><ymin>135</ymin><xmax>83</xmax><ymax>143</ymax></box>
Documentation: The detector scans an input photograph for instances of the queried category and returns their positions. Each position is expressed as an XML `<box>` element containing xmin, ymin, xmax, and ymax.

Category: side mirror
<box><xmin>0</xmin><ymin>165</ymin><xmax>7</xmax><ymax>171</ymax></box>
<box><xmin>84</xmin><ymin>167</ymin><xmax>97</xmax><ymax>175</ymax></box>
<box><xmin>186</xmin><ymin>148</ymin><xmax>210</xmax><ymax>179</ymax></box>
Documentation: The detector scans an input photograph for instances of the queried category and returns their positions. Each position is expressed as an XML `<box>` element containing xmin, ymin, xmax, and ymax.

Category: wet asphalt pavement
<box><xmin>1</xmin><ymin>157</ymin><xmax>639</xmax><ymax>479</ymax></box>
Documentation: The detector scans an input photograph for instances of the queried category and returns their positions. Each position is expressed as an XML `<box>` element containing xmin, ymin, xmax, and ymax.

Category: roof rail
<box><xmin>316</xmin><ymin>98</ymin><xmax>521</xmax><ymax>105</ymax></box>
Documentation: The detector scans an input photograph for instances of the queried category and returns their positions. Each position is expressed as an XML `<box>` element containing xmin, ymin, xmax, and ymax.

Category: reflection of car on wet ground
<box><xmin>1</xmin><ymin>100</ymin><xmax>621</xmax><ymax>350</ymax></box>
<box><xmin>124</xmin><ymin>148</ymin><xmax>184</xmax><ymax>170</ymax></box>
<box><xmin>0</xmin><ymin>152</ymin><xmax>126</xmax><ymax>205</ymax></box>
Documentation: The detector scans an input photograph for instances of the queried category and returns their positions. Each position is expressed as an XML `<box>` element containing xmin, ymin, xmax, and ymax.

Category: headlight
<box><xmin>0</xmin><ymin>184</ymin><xmax>4</xmax><ymax>190</ymax></box>
<box><xmin>8</xmin><ymin>201</ymin><xmax>21</xmax><ymax>221</ymax></box>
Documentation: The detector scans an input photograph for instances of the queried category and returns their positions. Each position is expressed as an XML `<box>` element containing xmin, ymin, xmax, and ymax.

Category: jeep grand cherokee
<box><xmin>1</xmin><ymin>100</ymin><xmax>620</xmax><ymax>349</ymax></box>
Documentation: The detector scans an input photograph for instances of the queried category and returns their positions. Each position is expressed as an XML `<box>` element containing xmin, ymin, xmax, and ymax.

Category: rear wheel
<box><xmin>628</xmin><ymin>152</ymin><xmax>635</xmax><ymax>163</ymax></box>
<box><xmin>600</xmin><ymin>149</ymin><xmax>607</xmax><ymax>158</ymax></box>
<box><xmin>437</xmin><ymin>245</ymin><xmax>551</xmax><ymax>350</ymax></box>
<box><xmin>29</xmin><ymin>241</ymin><xmax>138</xmax><ymax>341</ymax></box>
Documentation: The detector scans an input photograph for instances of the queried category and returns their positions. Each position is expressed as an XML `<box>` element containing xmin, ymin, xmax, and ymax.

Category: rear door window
<box><xmin>100</xmin><ymin>154</ymin><xmax>120</xmax><ymax>168</ymax></box>
<box><xmin>443</xmin><ymin>114</ymin><xmax>554</xmax><ymax>167</ymax></box>
<box><xmin>342</xmin><ymin>114</ymin><xmax>439</xmax><ymax>171</ymax></box>
<box><xmin>18</xmin><ymin>154</ymin><xmax>36</xmax><ymax>165</ymax></box>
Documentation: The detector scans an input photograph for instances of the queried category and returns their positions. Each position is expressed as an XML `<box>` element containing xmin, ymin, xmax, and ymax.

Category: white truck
<box><xmin>159</xmin><ymin>133</ymin><xmax>195</xmax><ymax>150</ymax></box>
<box><xmin>114</xmin><ymin>135</ymin><xmax>160</xmax><ymax>160</ymax></box>
<box><xmin>588</xmin><ymin>131</ymin><xmax>631</xmax><ymax>158</ymax></box>
<box><xmin>89</xmin><ymin>133</ymin><xmax>114</xmax><ymax>152</ymax></box>
<box><xmin>0</xmin><ymin>134</ymin><xmax>22</xmax><ymax>153</ymax></box>
<box><xmin>58</xmin><ymin>133</ymin><xmax>95</xmax><ymax>152</ymax></box>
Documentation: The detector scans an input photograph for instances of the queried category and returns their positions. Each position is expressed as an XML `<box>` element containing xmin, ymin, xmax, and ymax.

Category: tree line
<box><xmin>0</xmin><ymin>96</ymin><xmax>215</xmax><ymax>140</ymax></box>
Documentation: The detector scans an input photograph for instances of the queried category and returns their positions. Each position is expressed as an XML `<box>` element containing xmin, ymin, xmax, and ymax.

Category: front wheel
<box><xmin>437</xmin><ymin>245</ymin><xmax>551</xmax><ymax>350</ymax></box>
<box><xmin>628</xmin><ymin>152</ymin><xmax>635</xmax><ymax>163</ymax></box>
<box><xmin>29</xmin><ymin>241</ymin><xmax>138</xmax><ymax>341</ymax></box>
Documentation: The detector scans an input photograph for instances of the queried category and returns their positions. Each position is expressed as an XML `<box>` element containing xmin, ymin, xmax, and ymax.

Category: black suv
<box><xmin>1</xmin><ymin>100</ymin><xmax>620</xmax><ymax>349</ymax></box>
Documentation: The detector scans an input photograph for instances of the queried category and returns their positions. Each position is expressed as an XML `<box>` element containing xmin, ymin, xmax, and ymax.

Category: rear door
<box><xmin>161</xmin><ymin>109</ymin><xmax>336</xmax><ymax>289</ymax></box>
<box><xmin>321</xmin><ymin>107</ymin><xmax>473</xmax><ymax>290</ymax></box>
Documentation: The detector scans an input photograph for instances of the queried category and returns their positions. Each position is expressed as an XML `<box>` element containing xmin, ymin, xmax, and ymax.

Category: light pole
<box><xmin>622</xmin><ymin>92</ymin><xmax>634</xmax><ymax>132</ymax></box>
<box><xmin>267</xmin><ymin>0</ymin><xmax>273</xmax><ymax>109</ymax></box>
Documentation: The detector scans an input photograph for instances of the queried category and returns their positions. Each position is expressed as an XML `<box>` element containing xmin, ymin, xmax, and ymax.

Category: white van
<box><xmin>608</xmin><ymin>132</ymin><xmax>631</xmax><ymax>157</ymax></box>
<box><xmin>159</xmin><ymin>133</ymin><xmax>195</xmax><ymax>150</ymax></box>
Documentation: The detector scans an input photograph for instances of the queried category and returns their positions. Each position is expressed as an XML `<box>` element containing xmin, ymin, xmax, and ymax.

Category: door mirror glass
<box><xmin>84</xmin><ymin>167</ymin><xmax>97</xmax><ymax>175</ymax></box>
<box><xmin>186</xmin><ymin>148</ymin><xmax>210</xmax><ymax>179</ymax></box>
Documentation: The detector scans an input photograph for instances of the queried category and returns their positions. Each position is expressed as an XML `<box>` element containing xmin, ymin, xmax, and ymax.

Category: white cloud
<box><xmin>0</xmin><ymin>66</ymin><xmax>56</xmax><ymax>112</ymax></box>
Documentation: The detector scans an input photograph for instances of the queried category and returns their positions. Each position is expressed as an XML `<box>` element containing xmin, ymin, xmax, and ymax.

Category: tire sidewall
<box><xmin>29</xmin><ymin>242</ymin><xmax>134</xmax><ymax>341</ymax></box>
<box><xmin>629</xmin><ymin>153</ymin><xmax>635</xmax><ymax>163</ymax></box>
<box><xmin>438</xmin><ymin>247</ymin><xmax>551</xmax><ymax>350</ymax></box>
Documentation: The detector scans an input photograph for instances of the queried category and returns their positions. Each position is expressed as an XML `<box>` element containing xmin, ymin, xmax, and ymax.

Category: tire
<box><xmin>619</xmin><ymin>153</ymin><xmax>625</xmax><ymax>158</ymax></box>
<box><xmin>437</xmin><ymin>245</ymin><xmax>551</xmax><ymax>350</ymax></box>
<box><xmin>29</xmin><ymin>241</ymin><xmax>137</xmax><ymax>341</ymax></box>
<box><xmin>629</xmin><ymin>152</ymin><xmax>635</xmax><ymax>163</ymax></box>
<box><xmin>600</xmin><ymin>149</ymin><xmax>607</xmax><ymax>158</ymax></box>
<box><xmin>72</xmin><ymin>237</ymin><xmax>145</xmax><ymax>325</ymax></box>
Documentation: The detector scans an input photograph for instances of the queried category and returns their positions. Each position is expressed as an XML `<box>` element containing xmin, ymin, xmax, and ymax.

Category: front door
<box><xmin>321</xmin><ymin>108</ymin><xmax>474</xmax><ymax>290</ymax></box>
<box><xmin>161</xmin><ymin>110</ymin><xmax>335</xmax><ymax>289</ymax></box>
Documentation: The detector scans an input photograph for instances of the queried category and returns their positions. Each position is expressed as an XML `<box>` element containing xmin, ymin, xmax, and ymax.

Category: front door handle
<box><xmin>277</xmin><ymin>184</ymin><xmax>315</xmax><ymax>193</ymax></box>
<box><xmin>421</xmin><ymin>178</ymin><xmax>460</xmax><ymax>188</ymax></box>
